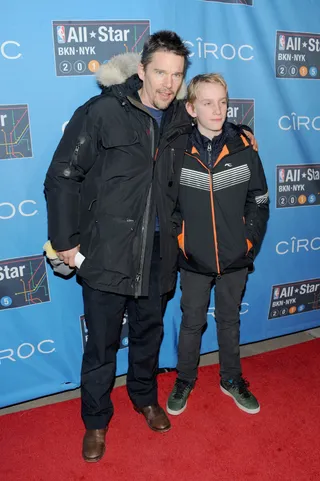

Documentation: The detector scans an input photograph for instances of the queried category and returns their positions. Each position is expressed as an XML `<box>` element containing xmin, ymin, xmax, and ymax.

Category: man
<box><xmin>45</xmin><ymin>31</ymin><xmax>192</xmax><ymax>463</ymax></box>
<box><xmin>45</xmin><ymin>31</ymin><xmax>256</xmax><ymax>462</ymax></box>
<box><xmin>165</xmin><ymin>74</ymin><xmax>269</xmax><ymax>416</ymax></box>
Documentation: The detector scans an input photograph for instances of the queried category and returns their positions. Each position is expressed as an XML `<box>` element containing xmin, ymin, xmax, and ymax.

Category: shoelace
<box><xmin>173</xmin><ymin>379</ymin><xmax>192</xmax><ymax>399</ymax></box>
<box><xmin>231</xmin><ymin>378</ymin><xmax>250</xmax><ymax>397</ymax></box>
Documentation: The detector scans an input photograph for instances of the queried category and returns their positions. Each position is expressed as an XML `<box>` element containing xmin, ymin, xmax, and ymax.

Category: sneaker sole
<box><xmin>166</xmin><ymin>400</ymin><xmax>188</xmax><ymax>416</ymax></box>
<box><xmin>220</xmin><ymin>385</ymin><xmax>260</xmax><ymax>415</ymax></box>
<box><xmin>166</xmin><ymin>388</ymin><xmax>194</xmax><ymax>416</ymax></box>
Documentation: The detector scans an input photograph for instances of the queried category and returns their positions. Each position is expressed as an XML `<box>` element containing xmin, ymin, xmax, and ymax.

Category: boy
<box><xmin>166</xmin><ymin>74</ymin><xmax>269</xmax><ymax>416</ymax></box>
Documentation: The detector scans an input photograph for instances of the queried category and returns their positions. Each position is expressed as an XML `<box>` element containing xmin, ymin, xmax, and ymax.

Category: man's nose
<box><xmin>163</xmin><ymin>74</ymin><xmax>173</xmax><ymax>89</ymax></box>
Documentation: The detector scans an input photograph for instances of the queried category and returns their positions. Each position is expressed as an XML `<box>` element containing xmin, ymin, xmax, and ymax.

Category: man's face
<box><xmin>186</xmin><ymin>82</ymin><xmax>228</xmax><ymax>138</ymax></box>
<box><xmin>138</xmin><ymin>51</ymin><xmax>185</xmax><ymax>110</ymax></box>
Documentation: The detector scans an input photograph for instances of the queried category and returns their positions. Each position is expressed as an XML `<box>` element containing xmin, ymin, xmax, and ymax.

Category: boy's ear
<box><xmin>186</xmin><ymin>102</ymin><xmax>197</xmax><ymax>118</ymax></box>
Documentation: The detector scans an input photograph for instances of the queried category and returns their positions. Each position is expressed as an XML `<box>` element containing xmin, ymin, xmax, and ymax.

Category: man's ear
<box><xmin>186</xmin><ymin>102</ymin><xmax>197</xmax><ymax>119</ymax></box>
<box><xmin>137</xmin><ymin>63</ymin><xmax>145</xmax><ymax>82</ymax></box>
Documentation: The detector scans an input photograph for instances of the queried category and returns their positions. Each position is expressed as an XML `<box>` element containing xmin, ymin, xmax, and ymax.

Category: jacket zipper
<box><xmin>206</xmin><ymin>143</ymin><xmax>221</xmax><ymax>275</ymax></box>
<box><xmin>185</xmin><ymin>151</ymin><xmax>221</xmax><ymax>277</ymax></box>
<box><xmin>208</xmin><ymin>171</ymin><xmax>221</xmax><ymax>278</ymax></box>
<box><xmin>170</xmin><ymin>148</ymin><xmax>175</xmax><ymax>173</ymax></box>
<box><xmin>134</xmin><ymin>117</ymin><xmax>155</xmax><ymax>297</ymax></box>
<box><xmin>72</xmin><ymin>144</ymin><xmax>80</xmax><ymax>163</ymax></box>
<box><xmin>168</xmin><ymin>148</ymin><xmax>175</xmax><ymax>186</ymax></box>
<box><xmin>71</xmin><ymin>135</ymin><xmax>86</xmax><ymax>166</ymax></box>
<box><xmin>207</xmin><ymin>142</ymin><xmax>212</xmax><ymax>170</ymax></box>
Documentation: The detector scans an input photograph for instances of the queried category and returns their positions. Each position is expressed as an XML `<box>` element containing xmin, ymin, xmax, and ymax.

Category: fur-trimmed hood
<box><xmin>96</xmin><ymin>52</ymin><xmax>187</xmax><ymax>100</ymax></box>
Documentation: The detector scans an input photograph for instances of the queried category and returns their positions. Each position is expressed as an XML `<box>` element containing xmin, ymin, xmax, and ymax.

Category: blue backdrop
<box><xmin>1</xmin><ymin>0</ymin><xmax>320</xmax><ymax>408</ymax></box>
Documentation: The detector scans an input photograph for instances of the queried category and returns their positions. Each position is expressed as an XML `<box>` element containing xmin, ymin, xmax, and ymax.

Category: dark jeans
<box><xmin>177</xmin><ymin>268</ymin><xmax>248</xmax><ymax>383</ymax></box>
<box><xmin>81</xmin><ymin>234</ymin><xmax>167</xmax><ymax>429</ymax></box>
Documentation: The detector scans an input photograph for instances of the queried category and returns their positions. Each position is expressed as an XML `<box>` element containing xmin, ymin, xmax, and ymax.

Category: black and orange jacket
<box><xmin>171</xmin><ymin>125</ymin><xmax>269</xmax><ymax>276</ymax></box>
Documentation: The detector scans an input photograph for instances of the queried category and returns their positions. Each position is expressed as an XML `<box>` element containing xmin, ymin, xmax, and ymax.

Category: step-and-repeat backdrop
<box><xmin>1</xmin><ymin>0</ymin><xmax>320</xmax><ymax>407</ymax></box>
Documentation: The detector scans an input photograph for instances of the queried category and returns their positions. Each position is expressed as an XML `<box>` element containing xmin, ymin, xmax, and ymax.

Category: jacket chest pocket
<box><xmin>99</xmin><ymin>129</ymin><xmax>142</xmax><ymax>180</ymax></box>
<box><xmin>100</xmin><ymin>129</ymin><xmax>140</xmax><ymax>150</ymax></box>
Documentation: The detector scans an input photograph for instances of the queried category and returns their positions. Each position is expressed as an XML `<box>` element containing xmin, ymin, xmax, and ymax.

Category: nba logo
<box><xmin>279</xmin><ymin>168</ymin><xmax>285</xmax><ymax>183</ymax></box>
<box><xmin>279</xmin><ymin>35</ymin><xmax>286</xmax><ymax>51</ymax></box>
<box><xmin>57</xmin><ymin>26</ymin><xmax>66</xmax><ymax>44</ymax></box>
<box><xmin>273</xmin><ymin>287</ymin><xmax>280</xmax><ymax>300</ymax></box>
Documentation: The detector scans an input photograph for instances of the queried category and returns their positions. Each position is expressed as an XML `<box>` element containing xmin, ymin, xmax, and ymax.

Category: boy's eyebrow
<box><xmin>200</xmin><ymin>97</ymin><xmax>228</xmax><ymax>101</ymax></box>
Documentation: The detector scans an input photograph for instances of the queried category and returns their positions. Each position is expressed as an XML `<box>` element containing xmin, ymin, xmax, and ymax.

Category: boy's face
<box><xmin>138</xmin><ymin>51</ymin><xmax>185</xmax><ymax>110</ymax></box>
<box><xmin>186</xmin><ymin>82</ymin><xmax>228</xmax><ymax>138</ymax></box>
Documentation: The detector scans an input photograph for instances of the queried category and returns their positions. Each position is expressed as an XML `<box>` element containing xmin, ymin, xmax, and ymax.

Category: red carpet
<box><xmin>1</xmin><ymin>339</ymin><xmax>320</xmax><ymax>481</ymax></box>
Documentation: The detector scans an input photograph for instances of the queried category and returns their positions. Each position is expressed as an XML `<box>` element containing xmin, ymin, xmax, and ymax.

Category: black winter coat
<box><xmin>44</xmin><ymin>75</ymin><xmax>190</xmax><ymax>296</ymax></box>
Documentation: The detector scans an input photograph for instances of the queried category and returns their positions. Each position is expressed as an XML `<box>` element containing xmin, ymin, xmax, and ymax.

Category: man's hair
<box><xmin>141</xmin><ymin>30</ymin><xmax>191</xmax><ymax>75</ymax></box>
<box><xmin>187</xmin><ymin>73</ymin><xmax>228</xmax><ymax>104</ymax></box>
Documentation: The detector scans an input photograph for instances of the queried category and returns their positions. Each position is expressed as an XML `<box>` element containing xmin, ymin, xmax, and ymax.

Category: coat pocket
<box><xmin>100</xmin><ymin>129</ymin><xmax>139</xmax><ymax>149</ymax></box>
<box><xmin>92</xmin><ymin>213</ymin><xmax>136</xmax><ymax>277</ymax></box>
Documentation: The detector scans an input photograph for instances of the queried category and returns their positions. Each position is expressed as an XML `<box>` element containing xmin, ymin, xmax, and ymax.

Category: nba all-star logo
<box><xmin>52</xmin><ymin>20</ymin><xmax>150</xmax><ymax>77</ymax></box>
<box><xmin>203</xmin><ymin>0</ymin><xmax>253</xmax><ymax>5</ymax></box>
<box><xmin>228</xmin><ymin>99</ymin><xmax>254</xmax><ymax>132</ymax></box>
<box><xmin>276</xmin><ymin>164</ymin><xmax>320</xmax><ymax>208</ymax></box>
<box><xmin>276</xmin><ymin>31</ymin><xmax>320</xmax><ymax>79</ymax></box>
<box><xmin>0</xmin><ymin>104</ymin><xmax>33</xmax><ymax>160</ymax></box>
<box><xmin>269</xmin><ymin>278</ymin><xmax>320</xmax><ymax>319</ymax></box>
<box><xmin>0</xmin><ymin>255</ymin><xmax>50</xmax><ymax>310</ymax></box>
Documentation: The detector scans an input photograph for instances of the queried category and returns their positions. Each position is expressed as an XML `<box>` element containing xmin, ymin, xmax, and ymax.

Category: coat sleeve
<box><xmin>244</xmin><ymin>149</ymin><xmax>269</xmax><ymax>257</ymax></box>
<box><xmin>44</xmin><ymin>104</ymin><xmax>99</xmax><ymax>251</ymax></box>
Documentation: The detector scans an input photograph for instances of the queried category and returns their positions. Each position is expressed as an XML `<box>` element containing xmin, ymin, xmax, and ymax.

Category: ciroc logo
<box><xmin>279</xmin><ymin>113</ymin><xmax>320</xmax><ymax>131</ymax></box>
<box><xmin>0</xmin><ymin>40</ymin><xmax>21</xmax><ymax>59</ymax></box>
<box><xmin>184</xmin><ymin>37</ymin><xmax>254</xmax><ymax>61</ymax></box>
<box><xmin>208</xmin><ymin>302</ymin><xmax>249</xmax><ymax>317</ymax></box>
<box><xmin>0</xmin><ymin>340</ymin><xmax>55</xmax><ymax>363</ymax></box>
<box><xmin>0</xmin><ymin>200</ymin><xmax>38</xmax><ymax>219</ymax></box>
<box><xmin>276</xmin><ymin>236</ymin><xmax>320</xmax><ymax>255</ymax></box>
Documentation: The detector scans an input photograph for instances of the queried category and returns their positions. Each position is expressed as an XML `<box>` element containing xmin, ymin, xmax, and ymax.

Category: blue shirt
<box><xmin>145</xmin><ymin>105</ymin><xmax>163</xmax><ymax>127</ymax></box>
<box><xmin>145</xmin><ymin>105</ymin><xmax>164</xmax><ymax>231</ymax></box>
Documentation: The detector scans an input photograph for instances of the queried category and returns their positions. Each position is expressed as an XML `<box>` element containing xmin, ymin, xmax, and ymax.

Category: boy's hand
<box><xmin>243</xmin><ymin>130</ymin><xmax>258</xmax><ymax>151</ymax></box>
<box><xmin>57</xmin><ymin>245</ymin><xmax>80</xmax><ymax>268</ymax></box>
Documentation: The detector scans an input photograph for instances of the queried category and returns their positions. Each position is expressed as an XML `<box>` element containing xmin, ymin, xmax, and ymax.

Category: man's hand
<box><xmin>243</xmin><ymin>130</ymin><xmax>258</xmax><ymax>152</ymax></box>
<box><xmin>57</xmin><ymin>245</ymin><xmax>80</xmax><ymax>268</ymax></box>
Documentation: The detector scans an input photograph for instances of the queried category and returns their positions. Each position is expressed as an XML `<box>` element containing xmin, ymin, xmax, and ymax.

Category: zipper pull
<box><xmin>207</xmin><ymin>142</ymin><xmax>212</xmax><ymax>169</ymax></box>
<box><xmin>170</xmin><ymin>148</ymin><xmax>175</xmax><ymax>173</ymax></box>
<box><xmin>135</xmin><ymin>273</ymin><xmax>141</xmax><ymax>284</ymax></box>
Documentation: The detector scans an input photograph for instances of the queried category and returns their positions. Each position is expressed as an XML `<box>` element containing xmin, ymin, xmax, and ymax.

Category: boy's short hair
<box><xmin>187</xmin><ymin>73</ymin><xmax>228</xmax><ymax>104</ymax></box>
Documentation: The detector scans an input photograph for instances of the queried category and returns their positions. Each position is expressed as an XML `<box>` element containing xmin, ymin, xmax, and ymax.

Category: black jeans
<box><xmin>177</xmin><ymin>268</ymin><xmax>248</xmax><ymax>383</ymax></box>
<box><xmin>81</xmin><ymin>234</ymin><xmax>167</xmax><ymax>429</ymax></box>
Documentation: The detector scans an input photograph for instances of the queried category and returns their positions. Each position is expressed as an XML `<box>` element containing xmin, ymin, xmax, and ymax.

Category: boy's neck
<box><xmin>197</xmin><ymin>124</ymin><xmax>223</xmax><ymax>140</ymax></box>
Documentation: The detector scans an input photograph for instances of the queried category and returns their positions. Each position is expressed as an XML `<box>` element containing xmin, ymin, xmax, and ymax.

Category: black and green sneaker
<box><xmin>220</xmin><ymin>378</ymin><xmax>260</xmax><ymax>414</ymax></box>
<box><xmin>166</xmin><ymin>378</ymin><xmax>194</xmax><ymax>415</ymax></box>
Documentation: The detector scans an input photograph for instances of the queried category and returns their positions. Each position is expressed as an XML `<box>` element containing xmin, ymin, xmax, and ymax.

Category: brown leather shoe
<box><xmin>134</xmin><ymin>404</ymin><xmax>171</xmax><ymax>433</ymax></box>
<box><xmin>82</xmin><ymin>428</ymin><xmax>108</xmax><ymax>463</ymax></box>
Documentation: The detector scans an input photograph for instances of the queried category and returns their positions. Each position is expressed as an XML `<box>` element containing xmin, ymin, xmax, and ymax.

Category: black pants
<box><xmin>177</xmin><ymin>268</ymin><xmax>248</xmax><ymax>383</ymax></box>
<box><xmin>81</xmin><ymin>234</ymin><xmax>166</xmax><ymax>429</ymax></box>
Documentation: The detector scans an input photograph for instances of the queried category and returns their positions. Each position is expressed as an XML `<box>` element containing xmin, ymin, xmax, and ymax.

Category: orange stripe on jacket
<box><xmin>246</xmin><ymin>239</ymin><xmax>253</xmax><ymax>254</ymax></box>
<box><xmin>178</xmin><ymin>221</ymin><xmax>188</xmax><ymax>259</ymax></box>
<box><xmin>191</xmin><ymin>146</ymin><xmax>200</xmax><ymax>156</ymax></box>
<box><xmin>240</xmin><ymin>135</ymin><xmax>250</xmax><ymax>147</ymax></box>
<box><xmin>214</xmin><ymin>144</ymin><xmax>229</xmax><ymax>168</ymax></box>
